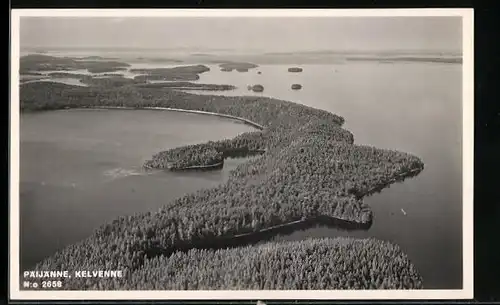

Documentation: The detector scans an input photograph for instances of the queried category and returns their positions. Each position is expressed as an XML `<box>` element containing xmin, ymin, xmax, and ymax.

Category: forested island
<box><xmin>19</xmin><ymin>55</ymin><xmax>425</xmax><ymax>290</ymax></box>
<box><xmin>249</xmin><ymin>84</ymin><xmax>265</xmax><ymax>92</ymax></box>
<box><xmin>131</xmin><ymin>65</ymin><xmax>210</xmax><ymax>81</ymax></box>
<box><xmin>288</xmin><ymin>67</ymin><xmax>303</xmax><ymax>72</ymax></box>
<box><xmin>219</xmin><ymin>62</ymin><xmax>258</xmax><ymax>71</ymax></box>
<box><xmin>136</xmin><ymin>82</ymin><xmax>236</xmax><ymax>91</ymax></box>
<box><xmin>76</xmin><ymin>55</ymin><xmax>119</xmax><ymax>60</ymax></box>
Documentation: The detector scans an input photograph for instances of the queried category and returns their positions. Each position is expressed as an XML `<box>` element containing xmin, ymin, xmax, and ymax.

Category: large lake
<box><xmin>20</xmin><ymin>61</ymin><xmax>462</xmax><ymax>289</ymax></box>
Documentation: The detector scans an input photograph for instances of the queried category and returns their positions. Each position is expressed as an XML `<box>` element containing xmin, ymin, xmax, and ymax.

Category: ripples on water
<box><xmin>102</xmin><ymin>168</ymin><xmax>146</xmax><ymax>180</ymax></box>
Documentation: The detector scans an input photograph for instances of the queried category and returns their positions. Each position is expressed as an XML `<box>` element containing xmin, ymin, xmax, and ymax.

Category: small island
<box><xmin>76</xmin><ymin>56</ymin><xmax>117</xmax><ymax>60</ymax></box>
<box><xmin>219</xmin><ymin>62</ymin><xmax>258</xmax><ymax>71</ymax></box>
<box><xmin>131</xmin><ymin>65</ymin><xmax>210</xmax><ymax>82</ymax></box>
<box><xmin>20</xmin><ymin>54</ymin><xmax>131</xmax><ymax>74</ymax></box>
<box><xmin>249</xmin><ymin>84</ymin><xmax>264</xmax><ymax>92</ymax></box>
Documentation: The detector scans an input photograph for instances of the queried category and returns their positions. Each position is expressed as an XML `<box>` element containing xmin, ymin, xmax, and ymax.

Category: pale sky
<box><xmin>20</xmin><ymin>17</ymin><xmax>462</xmax><ymax>53</ymax></box>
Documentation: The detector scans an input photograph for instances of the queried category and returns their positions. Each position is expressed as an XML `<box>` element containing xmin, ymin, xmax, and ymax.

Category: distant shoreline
<box><xmin>20</xmin><ymin>49</ymin><xmax>462</xmax><ymax>65</ymax></box>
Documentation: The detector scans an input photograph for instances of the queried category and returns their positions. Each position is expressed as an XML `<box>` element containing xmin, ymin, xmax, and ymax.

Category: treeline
<box><xmin>30</xmin><ymin>238</ymin><xmax>423</xmax><ymax>290</ymax></box>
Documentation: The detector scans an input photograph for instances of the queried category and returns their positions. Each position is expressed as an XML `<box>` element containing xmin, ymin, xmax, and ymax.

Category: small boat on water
<box><xmin>401</xmin><ymin>208</ymin><xmax>407</xmax><ymax>216</ymax></box>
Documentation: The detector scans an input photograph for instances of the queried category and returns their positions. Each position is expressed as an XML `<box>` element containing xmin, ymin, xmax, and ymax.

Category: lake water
<box><xmin>20</xmin><ymin>61</ymin><xmax>463</xmax><ymax>289</ymax></box>
<box><xmin>20</xmin><ymin>109</ymin><xmax>256</xmax><ymax>270</ymax></box>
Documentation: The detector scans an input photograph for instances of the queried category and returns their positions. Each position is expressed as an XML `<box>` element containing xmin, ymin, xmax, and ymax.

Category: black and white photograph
<box><xmin>9</xmin><ymin>9</ymin><xmax>473</xmax><ymax>300</ymax></box>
